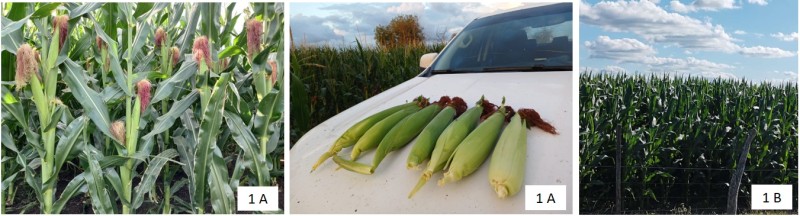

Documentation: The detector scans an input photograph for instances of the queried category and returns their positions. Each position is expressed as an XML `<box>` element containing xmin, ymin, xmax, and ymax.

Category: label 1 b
<box><xmin>237</xmin><ymin>186</ymin><xmax>280</xmax><ymax>211</ymax></box>
<box><xmin>751</xmin><ymin>184</ymin><xmax>792</xmax><ymax>210</ymax></box>
<box><xmin>525</xmin><ymin>185</ymin><xmax>567</xmax><ymax>210</ymax></box>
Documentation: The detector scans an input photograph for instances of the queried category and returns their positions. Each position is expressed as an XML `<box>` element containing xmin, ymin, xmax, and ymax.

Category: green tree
<box><xmin>374</xmin><ymin>15</ymin><xmax>425</xmax><ymax>48</ymax></box>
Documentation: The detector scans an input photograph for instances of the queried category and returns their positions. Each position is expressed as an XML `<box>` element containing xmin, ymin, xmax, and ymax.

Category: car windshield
<box><xmin>430</xmin><ymin>3</ymin><xmax>572</xmax><ymax>73</ymax></box>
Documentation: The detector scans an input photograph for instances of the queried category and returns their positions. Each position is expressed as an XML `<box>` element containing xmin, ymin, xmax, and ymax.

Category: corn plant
<box><xmin>2</xmin><ymin>2</ymin><xmax>284</xmax><ymax>214</ymax></box>
<box><xmin>289</xmin><ymin>43</ymin><xmax>445</xmax><ymax>145</ymax></box>
<box><xmin>579</xmin><ymin>72</ymin><xmax>798</xmax><ymax>213</ymax></box>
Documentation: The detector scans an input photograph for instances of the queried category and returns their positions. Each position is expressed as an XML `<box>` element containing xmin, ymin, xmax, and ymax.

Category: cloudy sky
<box><xmin>580</xmin><ymin>0</ymin><xmax>798</xmax><ymax>82</ymax></box>
<box><xmin>290</xmin><ymin>2</ymin><xmax>548</xmax><ymax>47</ymax></box>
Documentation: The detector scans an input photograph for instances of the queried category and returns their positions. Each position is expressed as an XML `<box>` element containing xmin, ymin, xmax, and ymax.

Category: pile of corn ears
<box><xmin>310</xmin><ymin>96</ymin><xmax>557</xmax><ymax>199</ymax></box>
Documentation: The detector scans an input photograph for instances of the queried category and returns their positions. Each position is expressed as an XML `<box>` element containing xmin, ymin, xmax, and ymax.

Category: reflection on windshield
<box><xmin>432</xmin><ymin>9</ymin><xmax>572</xmax><ymax>73</ymax></box>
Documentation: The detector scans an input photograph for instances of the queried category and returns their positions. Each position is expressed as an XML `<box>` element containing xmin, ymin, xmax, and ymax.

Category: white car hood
<box><xmin>290</xmin><ymin>71</ymin><xmax>573</xmax><ymax>213</ymax></box>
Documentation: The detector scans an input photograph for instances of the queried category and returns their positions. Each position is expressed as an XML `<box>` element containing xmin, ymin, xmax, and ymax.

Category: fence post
<box><xmin>615</xmin><ymin>125</ymin><xmax>623</xmax><ymax>214</ymax></box>
<box><xmin>726</xmin><ymin>128</ymin><xmax>756</xmax><ymax>215</ymax></box>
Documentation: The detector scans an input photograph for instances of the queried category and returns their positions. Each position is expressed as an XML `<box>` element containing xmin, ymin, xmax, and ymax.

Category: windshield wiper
<box><xmin>482</xmin><ymin>65</ymin><xmax>572</xmax><ymax>72</ymax></box>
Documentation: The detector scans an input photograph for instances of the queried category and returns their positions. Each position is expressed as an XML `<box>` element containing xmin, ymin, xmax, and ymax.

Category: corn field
<box><xmin>289</xmin><ymin>43</ymin><xmax>444</xmax><ymax>144</ymax></box>
<box><xmin>579</xmin><ymin>72</ymin><xmax>798</xmax><ymax>214</ymax></box>
<box><xmin>1</xmin><ymin>2</ymin><xmax>284</xmax><ymax>214</ymax></box>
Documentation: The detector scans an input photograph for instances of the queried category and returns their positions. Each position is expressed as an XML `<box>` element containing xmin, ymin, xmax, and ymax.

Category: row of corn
<box><xmin>310</xmin><ymin>96</ymin><xmax>558</xmax><ymax>199</ymax></box>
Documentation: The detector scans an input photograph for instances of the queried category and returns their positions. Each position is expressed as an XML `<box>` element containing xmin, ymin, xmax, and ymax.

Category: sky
<box><xmin>289</xmin><ymin>2</ymin><xmax>549</xmax><ymax>47</ymax></box>
<box><xmin>580</xmin><ymin>0</ymin><xmax>798</xmax><ymax>82</ymax></box>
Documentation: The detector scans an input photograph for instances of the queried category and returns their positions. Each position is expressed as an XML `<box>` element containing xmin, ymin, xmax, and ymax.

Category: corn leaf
<box><xmin>51</xmin><ymin>173</ymin><xmax>86</xmax><ymax>214</ymax></box>
<box><xmin>84</xmin><ymin>149</ymin><xmax>114</xmax><ymax>214</ymax></box>
<box><xmin>151</xmin><ymin>59</ymin><xmax>197</xmax><ymax>104</ymax></box>
<box><xmin>50</xmin><ymin>116</ymin><xmax>88</xmax><ymax>184</ymax></box>
<box><xmin>224</xmin><ymin>111</ymin><xmax>269</xmax><ymax>185</ymax></box>
<box><xmin>62</xmin><ymin>59</ymin><xmax>115</xmax><ymax>144</ymax></box>
<box><xmin>208</xmin><ymin>148</ymin><xmax>234</xmax><ymax>214</ymax></box>
<box><xmin>132</xmin><ymin>149</ymin><xmax>178</xmax><ymax>210</ymax></box>
<box><xmin>193</xmin><ymin>73</ymin><xmax>230</xmax><ymax>213</ymax></box>
<box><xmin>143</xmin><ymin>90</ymin><xmax>199</xmax><ymax>138</ymax></box>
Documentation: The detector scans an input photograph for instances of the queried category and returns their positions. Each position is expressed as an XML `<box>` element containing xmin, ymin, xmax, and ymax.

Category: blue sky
<box><xmin>580</xmin><ymin>0</ymin><xmax>798</xmax><ymax>82</ymax></box>
<box><xmin>290</xmin><ymin>2</ymin><xmax>546</xmax><ymax>47</ymax></box>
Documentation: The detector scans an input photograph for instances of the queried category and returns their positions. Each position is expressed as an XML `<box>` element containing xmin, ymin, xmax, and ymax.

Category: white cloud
<box><xmin>387</xmin><ymin>3</ymin><xmax>424</xmax><ymax>14</ymax></box>
<box><xmin>584</xmin><ymin>36</ymin><xmax>656</xmax><ymax>62</ymax></box>
<box><xmin>585</xmin><ymin>36</ymin><xmax>735</xmax><ymax>74</ymax></box>
<box><xmin>698</xmin><ymin>71</ymin><xmax>738</xmax><ymax>79</ymax></box>
<box><xmin>670</xmin><ymin>0</ymin><xmax>738</xmax><ymax>13</ymax></box>
<box><xmin>748</xmin><ymin>0</ymin><xmax>769</xmax><ymax>6</ymax></box>
<box><xmin>734</xmin><ymin>30</ymin><xmax>747</xmax><ymax>35</ymax></box>
<box><xmin>581</xmin><ymin>1</ymin><xmax>795</xmax><ymax>58</ymax></box>
<box><xmin>771</xmin><ymin>32</ymin><xmax>798</xmax><ymax>41</ymax></box>
<box><xmin>602</xmin><ymin>65</ymin><xmax>628</xmax><ymax>73</ymax></box>
<box><xmin>738</xmin><ymin>46</ymin><xmax>797</xmax><ymax>58</ymax></box>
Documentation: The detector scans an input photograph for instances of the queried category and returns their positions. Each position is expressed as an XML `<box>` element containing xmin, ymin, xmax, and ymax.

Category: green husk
<box><xmin>371</xmin><ymin>103</ymin><xmax>441</xmax><ymax>172</ymax></box>
<box><xmin>406</xmin><ymin>96</ymin><xmax>466</xmax><ymax>170</ymax></box>
<box><xmin>408</xmin><ymin>97</ymin><xmax>487</xmax><ymax>198</ymax></box>
<box><xmin>439</xmin><ymin>104</ymin><xmax>508</xmax><ymax>186</ymax></box>
<box><xmin>488</xmin><ymin>112</ymin><xmax>526</xmax><ymax>198</ymax></box>
<box><xmin>350</xmin><ymin>106</ymin><xmax>420</xmax><ymax>160</ymax></box>
<box><xmin>310</xmin><ymin>102</ymin><xmax>417</xmax><ymax>172</ymax></box>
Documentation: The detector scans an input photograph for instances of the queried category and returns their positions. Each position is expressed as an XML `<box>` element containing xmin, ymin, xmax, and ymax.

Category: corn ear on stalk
<box><xmin>408</xmin><ymin>97</ymin><xmax>489</xmax><ymax>198</ymax></box>
<box><xmin>407</xmin><ymin>97</ymin><xmax>467</xmax><ymax>169</ymax></box>
<box><xmin>350</xmin><ymin>106</ymin><xmax>421</xmax><ymax>160</ymax></box>
<box><xmin>488</xmin><ymin>108</ymin><xmax>557</xmax><ymax>198</ymax></box>
<box><xmin>311</xmin><ymin>101</ymin><xmax>417</xmax><ymax>172</ymax></box>
<box><xmin>439</xmin><ymin>102</ymin><xmax>508</xmax><ymax>186</ymax></box>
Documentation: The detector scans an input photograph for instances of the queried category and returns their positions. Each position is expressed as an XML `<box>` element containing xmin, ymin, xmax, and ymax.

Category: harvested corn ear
<box><xmin>407</xmin><ymin>96</ymin><xmax>467</xmax><ymax>169</ymax></box>
<box><xmin>349</xmin><ymin>99</ymin><xmax>426</xmax><ymax>160</ymax></box>
<box><xmin>370</xmin><ymin>100</ymin><xmax>442</xmax><ymax>172</ymax></box>
<box><xmin>408</xmin><ymin>97</ymin><xmax>490</xmax><ymax>198</ymax></box>
<box><xmin>487</xmin><ymin>108</ymin><xmax>557</xmax><ymax>198</ymax></box>
<box><xmin>311</xmin><ymin>100</ymin><xmax>418</xmax><ymax>172</ymax></box>
<box><xmin>439</xmin><ymin>99</ymin><xmax>508</xmax><ymax>186</ymax></box>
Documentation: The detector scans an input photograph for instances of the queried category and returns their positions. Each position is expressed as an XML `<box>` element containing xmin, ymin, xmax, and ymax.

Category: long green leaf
<box><xmin>143</xmin><ymin>90</ymin><xmax>199</xmax><ymax>138</ymax></box>
<box><xmin>224</xmin><ymin>111</ymin><xmax>269</xmax><ymax>186</ymax></box>
<box><xmin>91</xmin><ymin>17</ymin><xmax>131</xmax><ymax>96</ymax></box>
<box><xmin>1</xmin><ymin>125</ymin><xmax>18</xmax><ymax>153</ymax></box>
<box><xmin>84</xmin><ymin>149</ymin><xmax>114</xmax><ymax>214</ymax></box>
<box><xmin>132</xmin><ymin>149</ymin><xmax>178</xmax><ymax>210</ymax></box>
<box><xmin>255</xmin><ymin>90</ymin><xmax>280</xmax><ymax>155</ymax></box>
<box><xmin>102</xmin><ymin>168</ymin><xmax>128</xmax><ymax>207</ymax></box>
<box><xmin>193</xmin><ymin>73</ymin><xmax>230</xmax><ymax>213</ymax></box>
<box><xmin>52</xmin><ymin>173</ymin><xmax>86</xmax><ymax>214</ymax></box>
<box><xmin>208</xmin><ymin>148</ymin><xmax>234</xmax><ymax>214</ymax></box>
<box><xmin>62</xmin><ymin>59</ymin><xmax>115</xmax><ymax>143</ymax></box>
<box><xmin>68</xmin><ymin>3</ymin><xmax>103</xmax><ymax>19</ymax></box>
<box><xmin>50</xmin><ymin>116</ymin><xmax>88</xmax><ymax>184</ymax></box>
<box><xmin>150</xmin><ymin>59</ymin><xmax>197</xmax><ymax>104</ymax></box>
<box><xmin>127</xmin><ymin>21</ymin><xmax>152</xmax><ymax>60</ymax></box>
<box><xmin>177</xmin><ymin>4</ymin><xmax>200</xmax><ymax>55</ymax></box>
<box><xmin>0</xmin><ymin>17</ymin><xmax>28</xmax><ymax>38</ymax></box>
<box><xmin>31</xmin><ymin>3</ymin><xmax>61</xmax><ymax>18</ymax></box>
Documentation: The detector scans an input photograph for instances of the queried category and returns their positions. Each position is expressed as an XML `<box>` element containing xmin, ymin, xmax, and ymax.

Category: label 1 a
<box><xmin>525</xmin><ymin>185</ymin><xmax>567</xmax><ymax>211</ymax></box>
<box><xmin>237</xmin><ymin>186</ymin><xmax>280</xmax><ymax>211</ymax></box>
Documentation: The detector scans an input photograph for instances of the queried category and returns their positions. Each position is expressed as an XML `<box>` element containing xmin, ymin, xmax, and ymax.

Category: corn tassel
<box><xmin>408</xmin><ymin>97</ymin><xmax>487</xmax><ymax>198</ymax></box>
<box><xmin>407</xmin><ymin>97</ymin><xmax>467</xmax><ymax>169</ymax></box>
<box><xmin>439</xmin><ymin>102</ymin><xmax>508</xmax><ymax>186</ymax></box>
<box><xmin>488</xmin><ymin>108</ymin><xmax>557</xmax><ymax>198</ymax></box>
<box><xmin>350</xmin><ymin>106</ymin><xmax>420</xmax><ymax>160</ymax></box>
<box><xmin>311</xmin><ymin>102</ymin><xmax>417</xmax><ymax>172</ymax></box>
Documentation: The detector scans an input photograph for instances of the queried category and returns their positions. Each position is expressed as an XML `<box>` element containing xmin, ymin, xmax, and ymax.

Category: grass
<box><xmin>579</xmin><ymin>72</ymin><xmax>798</xmax><ymax>214</ymax></box>
<box><xmin>289</xmin><ymin>42</ymin><xmax>445</xmax><ymax>145</ymax></box>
